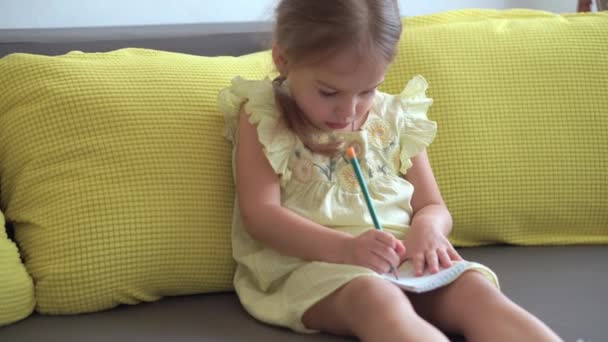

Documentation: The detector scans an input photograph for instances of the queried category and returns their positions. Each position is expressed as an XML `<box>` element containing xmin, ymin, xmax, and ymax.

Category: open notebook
<box><xmin>381</xmin><ymin>260</ymin><xmax>474</xmax><ymax>293</ymax></box>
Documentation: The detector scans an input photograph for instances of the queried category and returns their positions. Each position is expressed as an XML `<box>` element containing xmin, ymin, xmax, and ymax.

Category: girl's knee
<box><xmin>347</xmin><ymin>276</ymin><xmax>405</xmax><ymax>299</ymax></box>
<box><xmin>303</xmin><ymin>276</ymin><xmax>414</xmax><ymax>334</ymax></box>
<box><xmin>456</xmin><ymin>270</ymin><xmax>499</xmax><ymax>293</ymax></box>
<box><xmin>430</xmin><ymin>270</ymin><xmax>503</xmax><ymax>313</ymax></box>
<box><xmin>341</xmin><ymin>276</ymin><xmax>412</xmax><ymax>314</ymax></box>
<box><xmin>452</xmin><ymin>271</ymin><xmax>508</xmax><ymax>309</ymax></box>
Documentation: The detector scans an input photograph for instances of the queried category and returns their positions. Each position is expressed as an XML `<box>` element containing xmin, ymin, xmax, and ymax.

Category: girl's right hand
<box><xmin>342</xmin><ymin>230</ymin><xmax>405</xmax><ymax>275</ymax></box>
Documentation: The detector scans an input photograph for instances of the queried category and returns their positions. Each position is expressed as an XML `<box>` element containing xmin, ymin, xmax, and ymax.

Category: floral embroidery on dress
<box><xmin>290</xmin><ymin>148</ymin><xmax>341</xmax><ymax>183</ymax></box>
<box><xmin>336</xmin><ymin>163</ymin><xmax>359</xmax><ymax>193</ymax></box>
<box><xmin>313</xmin><ymin>156</ymin><xmax>339</xmax><ymax>181</ymax></box>
<box><xmin>289</xmin><ymin>110</ymin><xmax>405</xmax><ymax>187</ymax></box>
<box><xmin>375</xmin><ymin>161</ymin><xmax>391</xmax><ymax>176</ymax></box>
<box><xmin>292</xmin><ymin>155</ymin><xmax>314</xmax><ymax>182</ymax></box>
<box><xmin>367</xmin><ymin>116</ymin><xmax>392</xmax><ymax>148</ymax></box>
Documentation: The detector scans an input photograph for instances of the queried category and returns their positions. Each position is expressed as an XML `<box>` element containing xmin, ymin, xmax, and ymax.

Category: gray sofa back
<box><xmin>0</xmin><ymin>22</ymin><xmax>273</xmax><ymax>57</ymax></box>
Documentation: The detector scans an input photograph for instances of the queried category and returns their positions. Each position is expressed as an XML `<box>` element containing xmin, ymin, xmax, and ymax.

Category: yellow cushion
<box><xmin>0</xmin><ymin>48</ymin><xmax>274</xmax><ymax>314</ymax></box>
<box><xmin>0</xmin><ymin>211</ymin><xmax>35</xmax><ymax>326</ymax></box>
<box><xmin>382</xmin><ymin>10</ymin><xmax>608</xmax><ymax>246</ymax></box>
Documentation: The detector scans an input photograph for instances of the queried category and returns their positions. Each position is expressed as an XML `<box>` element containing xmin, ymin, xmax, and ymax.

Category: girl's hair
<box><xmin>272</xmin><ymin>0</ymin><xmax>402</xmax><ymax>155</ymax></box>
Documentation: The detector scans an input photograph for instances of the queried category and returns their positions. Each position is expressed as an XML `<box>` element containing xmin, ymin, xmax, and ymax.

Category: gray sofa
<box><xmin>1</xmin><ymin>21</ymin><xmax>606</xmax><ymax>342</ymax></box>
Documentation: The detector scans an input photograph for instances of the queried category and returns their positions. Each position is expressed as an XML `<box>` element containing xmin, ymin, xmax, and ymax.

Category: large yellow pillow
<box><xmin>0</xmin><ymin>48</ymin><xmax>274</xmax><ymax>314</ymax></box>
<box><xmin>0</xmin><ymin>211</ymin><xmax>35</xmax><ymax>326</ymax></box>
<box><xmin>383</xmin><ymin>10</ymin><xmax>608</xmax><ymax>246</ymax></box>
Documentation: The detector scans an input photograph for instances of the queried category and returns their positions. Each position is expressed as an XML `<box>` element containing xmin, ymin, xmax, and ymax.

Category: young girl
<box><xmin>219</xmin><ymin>1</ymin><xmax>562</xmax><ymax>341</ymax></box>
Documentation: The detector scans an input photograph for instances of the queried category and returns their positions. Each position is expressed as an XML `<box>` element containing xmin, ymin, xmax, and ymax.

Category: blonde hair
<box><xmin>272</xmin><ymin>0</ymin><xmax>402</xmax><ymax>155</ymax></box>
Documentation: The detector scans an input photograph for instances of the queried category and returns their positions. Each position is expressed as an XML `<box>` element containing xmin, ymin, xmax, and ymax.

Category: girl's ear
<box><xmin>272</xmin><ymin>44</ymin><xmax>288</xmax><ymax>76</ymax></box>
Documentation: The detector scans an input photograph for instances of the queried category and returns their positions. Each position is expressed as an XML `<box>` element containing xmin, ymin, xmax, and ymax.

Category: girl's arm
<box><xmin>236</xmin><ymin>108</ymin><xmax>402</xmax><ymax>271</ymax></box>
<box><xmin>404</xmin><ymin>150</ymin><xmax>462</xmax><ymax>275</ymax></box>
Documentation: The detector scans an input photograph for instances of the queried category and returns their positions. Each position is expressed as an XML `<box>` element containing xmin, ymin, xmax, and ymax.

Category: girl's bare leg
<box><xmin>302</xmin><ymin>276</ymin><xmax>449</xmax><ymax>342</ymax></box>
<box><xmin>409</xmin><ymin>271</ymin><xmax>563</xmax><ymax>342</ymax></box>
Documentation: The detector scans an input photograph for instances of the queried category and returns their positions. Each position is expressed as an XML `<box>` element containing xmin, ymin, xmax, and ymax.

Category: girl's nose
<box><xmin>336</xmin><ymin>98</ymin><xmax>357</xmax><ymax>120</ymax></box>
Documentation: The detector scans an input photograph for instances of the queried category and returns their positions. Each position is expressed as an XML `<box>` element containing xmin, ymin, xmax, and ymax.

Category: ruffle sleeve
<box><xmin>397</xmin><ymin>76</ymin><xmax>436</xmax><ymax>173</ymax></box>
<box><xmin>374</xmin><ymin>75</ymin><xmax>436</xmax><ymax>174</ymax></box>
<box><xmin>218</xmin><ymin>76</ymin><xmax>296</xmax><ymax>182</ymax></box>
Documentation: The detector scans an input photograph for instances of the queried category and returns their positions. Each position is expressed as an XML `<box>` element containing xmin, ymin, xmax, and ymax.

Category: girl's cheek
<box><xmin>356</xmin><ymin>102</ymin><xmax>369</xmax><ymax>115</ymax></box>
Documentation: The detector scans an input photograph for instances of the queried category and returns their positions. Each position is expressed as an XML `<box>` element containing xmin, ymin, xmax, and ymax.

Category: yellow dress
<box><xmin>219</xmin><ymin>75</ymin><xmax>498</xmax><ymax>333</ymax></box>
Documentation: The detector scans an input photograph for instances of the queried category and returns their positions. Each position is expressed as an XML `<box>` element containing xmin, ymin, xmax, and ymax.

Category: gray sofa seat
<box><xmin>2</xmin><ymin>246</ymin><xmax>606</xmax><ymax>342</ymax></box>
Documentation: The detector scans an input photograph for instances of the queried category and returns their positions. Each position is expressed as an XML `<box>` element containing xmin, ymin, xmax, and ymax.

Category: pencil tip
<box><xmin>346</xmin><ymin>146</ymin><xmax>356</xmax><ymax>159</ymax></box>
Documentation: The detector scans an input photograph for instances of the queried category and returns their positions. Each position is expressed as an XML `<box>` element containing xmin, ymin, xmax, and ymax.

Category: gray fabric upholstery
<box><xmin>1</xmin><ymin>246</ymin><xmax>606</xmax><ymax>342</ymax></box>
<box><xmin>0</xmin><ymin>23</ymin><xmax>272</xmax><ymax>57</ymax></box>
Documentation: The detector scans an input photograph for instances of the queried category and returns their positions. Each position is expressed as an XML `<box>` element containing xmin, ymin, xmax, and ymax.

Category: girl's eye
<box><xmin>319</xmin><ymin>90</ymin><xmax>337</xmax><ymax>97</ymax></box>
<box><xmin>361</xmin><ymin>89</ymin><xmax>376</xmax><ymax>96</ymax></box>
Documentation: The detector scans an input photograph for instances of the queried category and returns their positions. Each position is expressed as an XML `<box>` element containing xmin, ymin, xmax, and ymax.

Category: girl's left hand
<box><xmin>402</xmin><ymin>224</ymin><xmax>462</xmax><ymax>277</ymax></box>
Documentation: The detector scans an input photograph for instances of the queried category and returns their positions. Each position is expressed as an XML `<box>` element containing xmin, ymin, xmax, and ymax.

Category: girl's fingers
<box><xmin>448</xmin><ymin>247</ymin><xmax>463</xmax><ymax>261</ymax></box>
<box><xmin>371</xmin><ymin>241</ymin><xmax>400</xmax><ymax>270</ymax></box>
<box><xmin>412</xmin><ymin>254</ymin><xmax>426</xmax><ymax>276</ymax></box>
<box><xmin>371</xmin><ymin>233</ymin><xmax>400</xmax><ymax>261</ymax></box>
<box><xmin>370</xmin><ymin>251</ymin><xmax>393</xmax><ymax>274</ymax></box>
<box><xmin>426</xmin><ymin>250</ymin><xmax>439</xmax><ymax>274</ymax></box>
<box><xmin>373</xmin><ymin>230</ymin><xmax>398</xmax><ymax>248</ymax></box>
<box><xmin>394</xmin><ymin>240</ymin><xmax>406</xmax><ymax>259</ymax></box>
<box><xmin>437</xmin><ymin>248</ymin><xmax>453</xmax><ymax>268</ymax></box>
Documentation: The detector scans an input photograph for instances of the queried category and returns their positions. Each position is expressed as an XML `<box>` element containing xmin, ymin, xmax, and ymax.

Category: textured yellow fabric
<box><xmin>0</xmin><ymin>211</ymin><xmax>35</xmax><ymax>326</ymax></box>
<box><xmin>219</xmin><ymin>76</ymin><xmax>497</xmax><ymax>332</ymax></box>
<box><xmin>382</xmin><ymin>10</ymin><xmax>608</xmax><ymax>246</ymax></box>
<box><xmin>0</xmin><ymin>48</ymin><xmax>274</xmax><ymax>314</ymax></box>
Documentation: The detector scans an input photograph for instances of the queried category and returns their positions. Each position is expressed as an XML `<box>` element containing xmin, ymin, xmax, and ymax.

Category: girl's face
<box><xmin>285</xmin><ymin>48</ymin><xmax>389</xmax><ymax>133</ymax></box>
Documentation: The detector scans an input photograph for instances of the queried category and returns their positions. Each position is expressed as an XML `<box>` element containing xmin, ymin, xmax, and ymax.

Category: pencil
<box><xmin>346</xmin><ymin>147</ymin><xmax>399</xmax><ymax>280</ymax></box>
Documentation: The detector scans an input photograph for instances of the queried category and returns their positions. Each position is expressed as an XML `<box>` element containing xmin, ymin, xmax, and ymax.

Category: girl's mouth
<box><xmin>325</xmin><ymin>122</ymin><xmax>350</xmax><ymax>129</ymax></box>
